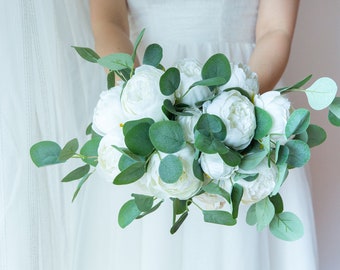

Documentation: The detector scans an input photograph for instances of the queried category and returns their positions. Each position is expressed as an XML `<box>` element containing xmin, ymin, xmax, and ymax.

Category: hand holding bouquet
<box><xmin>30</xmin><ymin>30</ymin><xmax>340</xmax><ymax>241</ymax></box>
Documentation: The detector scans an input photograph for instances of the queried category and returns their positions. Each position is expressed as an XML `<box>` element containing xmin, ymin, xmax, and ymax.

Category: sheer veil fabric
<box><xmin>1</xmin><ymin>1</ymin><xmax>318</xmax><ymax>270</ymax></box>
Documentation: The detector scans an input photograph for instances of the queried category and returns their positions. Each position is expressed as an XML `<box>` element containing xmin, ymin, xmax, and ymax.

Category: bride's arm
<box><xmin>248</xmin><ymin>0</ymin><xmax>300</xmax><ymax>93</ymax></box>
<box><xmin>89</xmin><ymin>0</ymin><xmax>133</xmax><ymax>57</ymax></box>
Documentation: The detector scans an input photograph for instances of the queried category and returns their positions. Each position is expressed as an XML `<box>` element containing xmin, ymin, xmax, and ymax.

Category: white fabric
<box><xmin>0</xmin><ymin>0</ymin><xmax>318</xmax><ymax>270</ymax></box>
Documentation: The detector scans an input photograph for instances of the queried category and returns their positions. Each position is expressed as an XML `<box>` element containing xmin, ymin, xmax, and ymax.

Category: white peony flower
<box><xmin>204</xmin><ymin>90</ymin><xmax>256</xmax><ymax>150</ymax></box>
<box><xmin>234</xmin><ymin>160</ymin><xmax>278</xmax><ymax>204</ymax></box>
<box><xmin>97</xmin><ymin>130</ymin><xmax>125</xmax><ymax>181</ymax></box>
<box><xmin>254</xmin><ymin>91</ymin><xmax>291</xmax><ymax>144</ymax></box>
<box><xmin>177</xmin><ymin>107</ymin><xmax>202</xmax><ymax>144</ymax></box>
<box><xmin>174</xmin><ymin>59</ymin><xmax>212</xmax><ymax>106</ymax></box>
<box><xmin>120</xmin><ymin>65</ymin><xmax>173</xmax><ymax>122</ymax></box>
<box><xmin>139</xmin><ymin>145</ymin><xmax>203</xmax><ymax>200</ymax></box>
<box><xmin>219</xmin><ymin>63</ymin><xmax>259</xmax><ymax>98</ymax></box>
<box><xmin>92</xmin><ymin>85</ymin><xmax>126</xmax><ymax>136</ymax></box>
<box><xmin>200</xmin><ymin>153</ymin><xmax>238</xmax><ymax>180</ymax></box>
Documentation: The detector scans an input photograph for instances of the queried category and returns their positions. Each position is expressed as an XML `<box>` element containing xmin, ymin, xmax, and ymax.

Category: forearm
<box><xmin>248</xmin><ymin>29</ymin><xmax>293</xmax><ymax>93</ymax></box>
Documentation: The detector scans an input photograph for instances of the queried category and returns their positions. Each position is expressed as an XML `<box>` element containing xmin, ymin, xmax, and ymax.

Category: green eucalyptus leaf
<box><xmin>107</xmin><ymin>71</ymin><xmax>115</xmax><ymax>89</ymax></box>
<box><xmin>218</xmin><ymin>150</ymin><xmax>242</xmax><ymax>167</ymax></box>
<box><xmin>72</xmin><ymin>46</ymin><xmax>100</xmax><ymax>63</ymax></box>
<box><xmin>306</xmin><ymin>77</ymin><xmax>338</xmax><ymax>110</ymax></box>
<box><xmin>170</xmin><ymin>211</ymin><xmax>188</xmax><ymax>234</ymax></box>
<box><xmin>72</xmin><ymin>171</ymin><xmax>93</xmax><ymax>202</ymax></box>
<box><xmin>123</xmin><ymin>118</ymin><xmax>154</xmax><ymax>136</ymax></box>
<box><xmin>160</xmin><ymin>67</ymin><xmax>180</xmax><ymax>96</ymax></box>
<box><xmin>203</xmin><ymin>210</ymin><xmax>236</xmax><ymax>226</ymax></box>
<box><xmin>193</xmin><ymin>158</ymin><xmax>204</xmax><ymax>181</ymax></box>
<box><xmin>222</xmin><ymin>87</ymin><xmax>251</xmax><ymax>100</ymax></box>
<box><xmin>172</xmin><ymin>198</ymin><xmax>188</xmax><ymax>215</ymax></box>
<box><xmin>231</xmin><ymin>184</ymin><xmax>243</xmax><ymax>219</ymax></box>
<box><xmin>62</xmin><ymin>164</ymin><xmax>90</xmax><ymax>182</ymax></box>
<box><xmin>269</xmin><ymin>193</ymin><xmax>284</xmax><ymax>214</ymax></box>
<box><xmin>202</xmin><ymin>53</ymin><xmax>231</xmax><ymax>83</ymax></box>
<box><xmin>159</xmin><ymin>155</ymin><xmax>183</xmax><ymax>184</ymax></box>
<box><xmin>189</xmin><ymin>77</ymin><xmax>227</xmax><ymax>89</ymax></box>
<box><xmin>239</xmin><ymin>150</ymin><xmax>267</xmax><ymax>170</ymax></box>
<box><xmin>202</xmin><ymin>181</ymin><xmax>231</xmax><ymax>203</ymax></box>
<box><xmin>30</xmin><ymin>141</ymin><xmax>63</xmax><ymax>167</ymax></box>
<box><xmin>149</xmin><ymin>121</ymin><xmax>185</xmax><ymax>153</ymax></box>
<box><xmin>143</xmin><ymin>43</ymin><xmax>163</xmax><ymax>67</ymax></box>
<box><xmin>131</xmin><ymin>194</ymin><xmax>154</xmax><ymax>212</ymax></box>
<box><xmin>256</xmin><ymin>197</ymin><xmax>275</xmax><ymax>231</ymax></box>
<box><xmin>131</xmin><ymin>28</ymin><xmax>145</xmax><ymax>63</ymax></box>
<box><xmin>275</xmin><ymin>74</ymin><xmax>312</xmax><ymax>93</ymax></box>
<box><xmin>271</xmin><ymin>163</ymin><xmax>288</xmax><ymax>196</ymax></box>
<box><xmin>306</xmin><ymin>124</ymin><xmax>327</xmax><ymax>148</ymax></box>
<box><xmin>124</xmin><ymin>122</ymin><xmax>154</xmax><ymax>157</ymax></box>
<box><xmin>233</xmin><ymin>172</ymin><xmax>259</xmax><ymax>182</ymax></box>
<box><xmin>162</xmin><ymin>99</ymin><xmax>193</xmax><ymax>117</ymax></box>
<box><xmin>285</xmin><ymin>140</ymin><xmax>310</xmax><ymax>168</ymax></box>
<box><xmin>80</xmin><ymin>137</ymin><xmax>101</xmax><ymax>166</ymax></box>
<box><xmin>276</xmin><ymin>145</ymin><xmax>289</xmax><ymax>165</ymax></box>
<box><xmin>194</xmin><ymin>133</ymin><xmax>216</xmax><ymax>154</ymax></box>
<box><xmin>97</xmin><ymin>53</ymin><xmax>134</xmax><ymax>71</ymax></box>
<box><xmin>136</xmin><ymin>200</ymin><xmax>163</xmax><ymax>219</ymax></box>
<box><xmin>328</xmin><ymin>110</ymin><xmax>340</xmax><ymax>126</ymax></box>
<box><xmin>195</xmin><ymin>113</ymin><xmax>226</xmax><ymax>141</ymax></box>
<box><xmin>254</xmin><ymin>107</ymin><xmax>273</xmax><ymax>140</ymax></box>
<box><xmin>294</xmin><ymin>130</ymin><xmax>308</xmax><ymax>143</ymax></box>
<box><xmin>59</xmin><ymin>138</ymin><xmax>79</xmax><ymax>162</ymax></box>
<box><xmin>118</xmin><ymin>199</ymin><xmax>141</xmax><ymax>228</ymax></box>
<box><xmin>329</xmin><ymin>97</ymin><xmax>340</xmax><ymax>118</ymax></box>
<box><xmin>113</xmin><ymin>162</ymin><xmax>146</xmax><ymax>185</ymax></box>
<box><xmin>285</xmin><ymin>108</ymin><xmax>310</xmax><ymax>138</ymax></box>
<box><xmin>118</xmin><ymin>154</ymin><xmax>139</xmax><ymax>171</ymax></box>
<box><xmin>269</xmin><ymin>212</ymin><xmax>304</xmax><ymax>241</ymax></box>
<box><xmin>246</xmin><ymin>204</ymin><xmax>257</xmax><ymax>226</ymax></box>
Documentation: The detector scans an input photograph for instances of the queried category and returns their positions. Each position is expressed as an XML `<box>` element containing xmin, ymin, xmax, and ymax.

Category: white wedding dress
<box><xmin>1</xmin><ymin>1</ymin><xmax>318</xmax><ymax>270</ymax></box>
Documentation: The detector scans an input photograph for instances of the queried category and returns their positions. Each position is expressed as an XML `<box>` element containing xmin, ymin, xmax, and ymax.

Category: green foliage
<box><xmin>62</xmin><ymin>164</ymin><xmax>90</xmax><ymax>182</ymax></box>
<box><xmin>189</xmin><ymin>77</ymin><xmax>227</xmax><ymax>89</ymax></box>
<box><xmin>305</xmin><ymin>77</ymin><xmax>337</xmax><ymax>110</ymax></box>
<box><xmin>192</xmin><ymin>158</ymin><xmax>204</xmax><ymax>181</ymax></box>
<box><xmin>107</xmin><ymin>71</ymin><xmax>115</xmax><ymax>89</ymax></box>
<box><xmin>118</xmin><ymin>199</ymin><xmax>141</xmax><ymax>228</ymax></box>
<box><xmin>271</xmin><ymin>163</ymin><xmax>288</xmax><ymax>196</ymax></box>
<box><xmin>275</xmin><ymin>74</ymin><xmax>312</xmax><ymax>93</ymax></box>
<box><xmin>162</xmin><ymin>99</ymin><xmax>193</xmax><ymax>117</ymax></box>
<box><xmin>159</xmin><ymin>155</ymin><xmax>183</xmax><ymax>183</ymax></box>
<box><xmin>328</xmin><ymin>97</ymin><xmax>340</xmax><ymax>126</ymax></box>
<box><xmin>202</xmin><ymin>181</ymin><xmax>231</xmax><ymax>203</ymax></box>
<box><xmin>149</xmin><ymin>121</ymin><xmax>186</xmax><ymax>153</ymax></box>
<box><xmin>285</xmin><ymin>108</ymin><xmax>310</xmax><ymax>138</ymax></box>
<box><xmin>170</xmin><ymin>211</ymin><xmax>188</xmax><ymax>234</ymax></box>
<box><xmin>231</xmin><ymin>184</ymin><xmax>243</xmax><ymax>219</ymax></box>
<box><xmin>201</xmin><ymin>53</ymin><xmax>231</xmax><ymax>84</ymax></box>
<box><xmin>143</xmin><ymin>43</ymin><xmax>163</xmax><ymax>67</ymax></box>
<box><xmin>131</xmin><ymin>28</ymin><xmax>145</xmax><ymax>63</ymax></box>
<box><xmin>195</xmin><ymin>114</ymin><xmax>226</xmax><ymax>141</ymax></box>
<box><xmin>306</xmin><ymin>124</ymin><xmax>327</xmax><ymax>148</ymax></box>
<box><xmin>269</xmin><ymin>193</ymin><xmax>284</xmax><ymax>214</ymax></box>
<box><xmin>203</xmin><ymin>210</ymin><xmax>236</xmax><ymax>226</ymax></box>
<box><xmin>30</xmin><ymin>141</ymin><xmax>63</xmax><ymax>167</ymax></box>
<box><xmin>269</xmin><ymin>212</ymin><xmax>304</xmax><ymax>241</ymax></box>
<box><xmin>254</xmin><ymin>107</ymin><xmax>272</xmax><ymax>140</ymax></box>
<box><xmin>239</xmin><ymin>150</ymin><xmax>267</xmax><ymax>170</ymax></box>
<box><xmin>72</xmin><ymin>46</ymin><xmax>100</xmax><ymax>63</ymax></box>
<box><xmin>285</xmin><ymin>140</ymin><xmax>310</xmax><ymax>168</ymax></box>
<box><xmin>233</xmin><ymin>172</ymin><xmax>259</xmax><ymax>182</ymax></box>
<box><xmin>255</xmin><ymin>197</ymin><xmax>275</xmax><ymax>231</ymax></box>
<box><xmin>72</xmin><ymin>171</ymin><xmax>93</xmax><ymax>202</ymax></box>
<box><xmin>328</xmin><ymin>110</ymin><xmax>340</xmax><ymax>126</ymax></box>
<box><xmin>131</xmin><ymin>194</ymin><xmax>154</xmax><ymax>212</ymax></box>
<box><xmin>97</xmin><ymin>53</ymin><xmax>134</xmax><ymax>71</ymax></box>
<box><xmin>160</xmin><ymin>67</ymin><xmax>180</xmax><ymax>96</ymax></box>
<box><xmin>59</xmin><ymin>138</ymin><xmax>79</xmax><ymax>162</ymax></box>
<box><xmin>80</xmin><ymin>137</ymin><xmax>101</xmax><ymax>166</ymax></box>
<box><xmin>113</xmin><ymin>162</ymin><xmax>146</xmax><ymax>185</ymax></box>
<box><xmin>246</xmin><ymin>204</ymin><xmax>257</xmax><ymax>226</ymax></box>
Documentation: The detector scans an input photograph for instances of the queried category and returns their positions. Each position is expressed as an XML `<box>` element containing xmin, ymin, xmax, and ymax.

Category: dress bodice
<box><xmin>127</xmin><ymin>0</ymin><xmax>259</xmax><ymax>65</ymax></box>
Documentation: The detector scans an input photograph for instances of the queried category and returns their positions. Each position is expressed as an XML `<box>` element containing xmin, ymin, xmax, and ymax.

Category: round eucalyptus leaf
<box><xmin>194</xmin><ymin>113</ymin><xmax>226</xmax><ymax>140</ymax></box>
<box><xmin>160</xmin><ymin>67</ymin><xmax>180</xmax><ymax>96</ymax></box>
<box><xmin>72</xmin><ymin>46</ymin><xmax>100</xmax><ymax>63</ymax></box>
<box><xmin>202</xmin><ymin>53</ymin><xmax>231</xmax><ymax>83</ymax></box>
<box><xmin>306</xmin><ymin>124</ymin><xmax>327</xmax><ymax>148</ymax></box>
<box><xmin>285</xmin><ymin>108</ymin><xmax>310</xmax><ymax>138</ymax></box>
<box><xmin>269</xmin><ymin>212</ymin><xmax>304</xmax><ymax>241</ymax></box>
<box><xmin>118</xmin><ymin>199</ymin><xmax>141</xmax><ymax>228</ymax></box>
<box><xmin>30</xmin><ymin>141</ymin><xmax>62</xmax><ymax>167</ymax></box>
<box><xmin>80</xmin><ymin>137</ymin><xmax>101</xmax><ymax>166</ymax></box>
<box><xmin>159</xmin><ymin>155</ymin><xmax>183</xmax><ymax>184</ymax></box>
<box><xmin>149</xmin><ymin>121</ymin><xmax>185</xmax><ymax>153</ymax></box>
<box><xmin>59</xmin><ymin>138</ymin><xmax>79</xmax><ymax>162</ymax></box>
<box><xmin>256</xmin><ymin>197</ymin><xmax>275</xmax><ymax>232</ymax></box>
<box><xmin>329</xmin><ymin>97</ymin><xmax>340</xmax><ymax>118</ymax></box>
<box><xmin>124</xmin><ymin>122</ymin><xmax>154</xmax><ymax>157</ymax></box>
<box><xmin>285</xmin><ymin>140</ymin><xmax>310</xmax><ymax>168</ymax></box>
<box><xmin>97</xmin><ymin>53</ymin><xmax>134</xmax><ymax>71</ymax></box>
<box><xmin>246</xmin><ymin>204</ymin><xmax>257</xmax><ymax>226</ymax></box>
<box><xmin>113</xmin><ymin>162</ymin><xmax>146</xmax><ymax>185</ymax></box>
<box><xmin>143</xmin><ymin>43</ymin><xmax>163</xmax><ymax>67</ymax></box>
<box><xmin>305</xmin><ymin>77</ymin><xmax>337</xmax><ymax>110</ymax></box>
<box><xmin>328</xmin><ymin>110</ymin><xmax>340</xmax><ymax>126</ymax></box>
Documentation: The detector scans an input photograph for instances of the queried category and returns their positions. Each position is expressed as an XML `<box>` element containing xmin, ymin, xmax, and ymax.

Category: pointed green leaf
<box><xmin>118</xmin><ymin>199</ymin><xmax>141</xmax><ymax>228</ymax></box>
<box><xmin>254</xmin><ymin>107</ymin><xmax>273</xmax><ymax>140</ymax></box>
<box><xmin>107</xmin><ymin>71</ymin><xmax>115</xmax><ymax>89</ymax></box>
<box><xmin>80</xmin><ymin>137</ymin><xmax>101</xmax><ymax>166</ymax></box>
<box><xmin>131</xmin><ymin>28</ymin><xmax>145</xmax><ymax>63</ymax></box>
<box><xmin>170</xmin><ymin>211</ymin><xmax>188</xmax><ymax>234</ymax></box>
<box><xmin>97</xmin><ymin>53</ymin><xmax>134</xmax><ymax>71</ymax></box>
<box><xmin>59</xmin><ymin>138</ymin><xmax>79</xmax><ymax>162</ymax></box>
<box><xmin>189</xmin><ymin>77</ymin><xmax>227</xmax><ymax>89</ymax></box>
<box><xmin>285</xmin><ymin>140</ymin><xmax>310</xmax><ymax>168</ymax></box>
<box><xmin>328</xmin><ymin>110</ymin><xmax>340</xmax><ymax>126</ymax></box>
<box><xmin>72</xmin><ymin>46</ymin><xmax>100</xmax><ymax>63</ymax></box>
<box><xmin>72</xmin><ymin>171</ymin><xmax>93</xmax><ymax>202</ymax></box>
<box><xmin>285</xmin><ymin>108</ymin><xmax>310</xmax><ymax>138</ymax></box>
<box><xmin>275</xmin><ymin>74</ymin><xmax>312</xmax><ymax>93</ymax></box>
<box><xmin>203</xmin><ymin>210</ymin><xmax>236</xmax><ymax>226</ymax></box>
<box><xmin>62</xmin><ymin>164</ymin><xmax>90</xmax><ymax>182</ymax></box>
<box><xmin>231</xmin><ymin>184</ymin><xmax>243</xmax><ymax>219</ymax></box>
<box><xmin>240</xmin><ymin>150</ymin><xmax>267</xmax><ymax>170</ymax></box>
<box><xmin>202</xmin><ymin>181</ymin><xmax>231</xmax><ymax>203</ymax></box>
<box><xmin>256</xmin><ymin>197</ymin><xmax>275</xmax><ymax>231</ymax></box>
<box><xmin>113</xmin><ymin>162</ymin><xmax>146</xmax><ymax>185</ymax></box>
<box><xmin>131</xmin><ymin>194</ymin><xmax>154</xmax><ymax>212</ymax></box>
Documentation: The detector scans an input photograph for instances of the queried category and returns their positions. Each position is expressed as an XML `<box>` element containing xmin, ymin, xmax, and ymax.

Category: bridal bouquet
<box><xmin>30</xmin><ymin>30</ymin><xmax>340</xmax><ymax>241</ymax></box>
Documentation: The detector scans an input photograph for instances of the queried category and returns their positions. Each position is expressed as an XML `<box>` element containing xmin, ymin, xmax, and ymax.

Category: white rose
<box><xmin>139</xmin><ymin>145</ymin><xmax>203</xmax><ymax>200</ymax></box>
<box><xmin>234</xmin><ymin>160</ymin><xmax>278</xmax><ymax>204</ymax></box>
<box><xmin>204</xmin><ymin>90</ymin><xmax>256</xmax><ymax>150</ymax></box>
<box><xmin>174</xmin><ymin>59</ymin><xmax>212</xmax><ymax>106</ymax></box>
<box><xmin>92</xmin><ymin>85</ymin><xmax>126</xmax><ymax>136</ymax></box>
<box><xmin>177</xmin><ymin>107</ymin><xmax>202</xmax><ymax>143</ymax></box>
<box><xmin>254</xmin><ymin>91</ymin><xmax>291</xmax><ymax>144</ymax></box>
<box><xmin>219</xmin><ymin>63</ymin><xmax>259</xmax><ymax>98</ymax></box>
<box><xmin>97</xmin><ymin>130</ymin><xmax>125</xmax><ymax>181</ymax></box>
<box><xmin>120</xmin><ymin>65</ymin><xmax>173</xmax><ymax>121</ymax></box>
<box><xmin>200</xmin><ymin>153</ymin><xmax>238</xmax><ymax>180</ymax></box>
